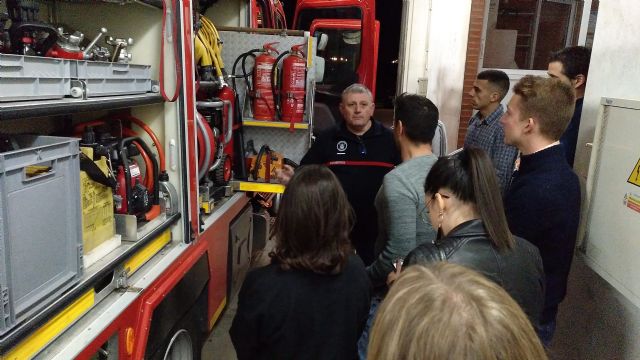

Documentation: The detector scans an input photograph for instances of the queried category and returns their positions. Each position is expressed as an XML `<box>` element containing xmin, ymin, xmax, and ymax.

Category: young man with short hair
<box><xmin>502</xmin><ymin>75</ymin><xmax>580</xmax><ymax>345</ymax></box>
<box><xmin>465</xmin><ymin>69</ymin><xmax>518</xmax><ymax>192</ymax></box>
<box><xmin>367</xmin><ymin>93</ymin><xmax>439</xmax><ymax>286</ymax></box>
<box><xmin>358</xmin><ymin>93</ymin><xmax>439</xmax><ymax>359</ymax></box>
<box><xmin>548</xmin><ymin>46</ymin><xmax>591</xmax><ymax>166</ymax></box>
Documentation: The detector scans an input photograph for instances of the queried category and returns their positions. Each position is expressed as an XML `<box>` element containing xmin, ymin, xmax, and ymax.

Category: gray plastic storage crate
<box><xmin>0</xmin><ymin>54</ymin><xmax>71</xmax><ymax>102</ymax></box>
<box><xmin>71</xmin><ymin>60</ymin><xmax>153</xmax><ymax>97</ymax></box>
<box><xmin>0</xmin><ymin>135</ymin><xmax>83</xmax><ymax>335</ymax></box>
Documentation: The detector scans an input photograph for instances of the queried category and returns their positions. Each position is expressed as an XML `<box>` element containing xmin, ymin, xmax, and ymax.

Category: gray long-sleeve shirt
<box><xmin>367</xmin><ymin>154</ymin><xmax>438</xmax><ymax>286</ymax></box>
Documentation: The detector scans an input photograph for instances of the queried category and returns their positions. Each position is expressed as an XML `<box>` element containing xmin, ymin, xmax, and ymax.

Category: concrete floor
<box><xmin>201</xmin><ymin>295</ymin><xmax>239</xmax><ymax>360</ymax></box>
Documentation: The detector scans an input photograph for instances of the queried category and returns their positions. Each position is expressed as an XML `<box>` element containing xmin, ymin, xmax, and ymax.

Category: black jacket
<box><xmin>229</xmin><ymin>255</ymin><xmax>371</xmax><ymax>360</ymax></box>
<box><xmin>405</xmin><ymin>219</ymin><xmax>545</xmax><ymax>327</ymax></box>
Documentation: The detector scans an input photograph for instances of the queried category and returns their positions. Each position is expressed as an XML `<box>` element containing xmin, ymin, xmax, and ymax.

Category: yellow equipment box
<box><xmin>80</xmin><ymin>147</ymin><xmax>120</xmax><ymax>266</ymax></box>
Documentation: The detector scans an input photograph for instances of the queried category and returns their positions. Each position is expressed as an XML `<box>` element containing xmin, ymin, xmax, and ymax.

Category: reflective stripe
<box><xmin>325</xmin><ymin>161</ymin><xmax>395</xmax><ymax>168</ymax></box>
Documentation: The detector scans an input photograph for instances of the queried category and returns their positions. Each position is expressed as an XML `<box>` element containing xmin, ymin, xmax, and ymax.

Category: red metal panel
<box><xmin>371</xmin><ymin>20</ymin><xmax>380</xmax><ymax>96</ymax></box>
<box><xmin>74</xmin><ymin>237</ymin><xmax>209</xmax><ymax>359</ymax></box>
<box><xmin>309</xmin><ymin>18</ymin><xmax>361</xmax><ymax>33</ymax></box>
<box><xmin>202</xmin><ymin>195</ymin><xmax>251</xmax><ymax>327</ymax></box>
<box><xmin>74</xmin><ymin>305</ymin><xmax>138</xmax><ymax>360</ymax></box>
<box><xmin>293</xmin><ymin>0</ymin><xmax>378</xmax><ymax>97</ymax></box>
<box><xmin>130</xmin><ymin>239</ymin><xmax>209</xmax><ymax>359</ymax></box>
<box><xmin>181</xmin><ymin>0</ymin><xmax>200</xmax><ymax>237</ymax></box>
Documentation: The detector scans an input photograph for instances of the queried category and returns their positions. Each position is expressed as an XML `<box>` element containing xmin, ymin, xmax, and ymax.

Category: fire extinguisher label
<box><xmin>254</xmin><ymin>59</ymin><xmax>276</xmax><ymax>120</ymax></box>
<box><xmin>256</xmin><ymin>65</ymin><xmax>273</xmax><ymax>83</ymax></box>
<box><xmin>292</xmin><ymin>63</ymin><xmax>306</xmax><ymax>88</ymax></box>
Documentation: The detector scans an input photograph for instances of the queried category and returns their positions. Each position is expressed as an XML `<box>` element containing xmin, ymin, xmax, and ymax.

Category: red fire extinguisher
<box><xmin>252</xmin><ymin>42</ymin><xmax>279</xmax><ymax>121</ymax></box>
<box><xmin>280</xmin><ymin>44</ymin><xmax>307</xmax><ymax>123</ymax></box>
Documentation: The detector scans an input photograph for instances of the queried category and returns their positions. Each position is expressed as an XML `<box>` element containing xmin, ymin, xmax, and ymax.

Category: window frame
<box><xmin>479</xmin><ymin>0</ymin><xmax>595</xmax><ymax>71</ymax></box>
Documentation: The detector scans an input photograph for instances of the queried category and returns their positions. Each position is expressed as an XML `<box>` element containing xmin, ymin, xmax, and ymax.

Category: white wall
<box><xmin>397</xmin><ymin>0</ymin><xmax>472</xmax><ymax>152</ymax></box>
<box><xmin>424</xmin><ymin>0</ymin><xmax>472</xmax><ymax>152</ymax></box>
<box><xmin>397</xmin><ymin>0</ymin><xmax>430</xmax><ymax>95</ymax></box>
<box><xmin>576</xmin><ymin>1</ymin><xmax>640</xmax><ymax>181</ymax></box>
<box><xmin>550</xmin><ymin>1</ymin><xmax>640</xmax><ymax>358</ymax></box>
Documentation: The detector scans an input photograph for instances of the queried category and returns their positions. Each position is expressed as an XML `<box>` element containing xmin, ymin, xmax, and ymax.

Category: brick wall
<box><xmin>457</xmin><ymin>0</ymin><xmax>486</xmax><ymax>147</ymax></box>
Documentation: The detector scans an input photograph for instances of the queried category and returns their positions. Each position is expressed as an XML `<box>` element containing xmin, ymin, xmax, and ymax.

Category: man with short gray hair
<box><xmin>278</xmin><ymin>83</ymin><xmax>400</xmax><ymax>265</ymax></box>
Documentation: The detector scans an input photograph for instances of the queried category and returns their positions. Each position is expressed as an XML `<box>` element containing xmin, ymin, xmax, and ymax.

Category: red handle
<box><xmin>291</xmin><ymin>43</ymin><xmax>305</xmax><ymax>53</ymax></box>
<box><xmin>263</xmin><ymin>42</ymin><xmax>280</xmax><ymax>54</ymax></box>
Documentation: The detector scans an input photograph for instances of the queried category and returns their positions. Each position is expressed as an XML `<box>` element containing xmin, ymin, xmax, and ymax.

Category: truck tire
<box><xmin>146</xmin><ymin>256</ymin><xmax>209</xmax><ymax>360</ymax></box>
<box><xmin>150</xmin><ymin>290</ymin><xmax>206</xmax><ymax>360</ymax></box>
<box><xmin>163</xmin><ymin>329</ymin><xmax>195</xmax><ymax>360</ymax></box>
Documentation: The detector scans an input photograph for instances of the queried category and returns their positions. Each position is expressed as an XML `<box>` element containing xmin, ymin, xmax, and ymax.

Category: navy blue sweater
<box><xmin>504</xmin><ymin>144</ymin><xmax>581</xmax><ymax>323</ymax></box>
<box><xmin>560</xmin><ymin>97</ymin><xmax>583</xmax><ymax>167</ymax></box>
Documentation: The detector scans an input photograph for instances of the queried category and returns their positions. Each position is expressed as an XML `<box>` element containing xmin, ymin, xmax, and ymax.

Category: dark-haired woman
<box><xmin>230</xmin><ymin>165</ymin><xmax>371</xmax><ymax>360</ymax></box>
<box><xmin>402</xmin><ymin>148</ymin><xmax>545</xmax><ymax>328</ymax></box>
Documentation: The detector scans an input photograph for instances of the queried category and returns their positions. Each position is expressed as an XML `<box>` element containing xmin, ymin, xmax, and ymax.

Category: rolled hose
<box><xmin>203</xmin><ymin>116</ymin><xmax>217</xmax><ymax>170</ymax></box>
<box><xmin>123</xmin><ymin>115</ymin><xmax>166</xmax><ymax>173</ymax></box>
<box><xmin>122</xmin><ymin>128</ymin><xmax>154</xmax><ymax>192</ymax></box>
<box><xmin>209</xmin><ymin>127</ymin><xmax>224</xmax><ymax>172</ymax></box>
<box><xmin>196</xmin><ymin>113</ymin><xmax>212</xmax><ymax>181</ymax></box>
<box><xmin>196</xmin><ymin>118</ymin><xmax>206</xmax><ymax>171</ymax></box>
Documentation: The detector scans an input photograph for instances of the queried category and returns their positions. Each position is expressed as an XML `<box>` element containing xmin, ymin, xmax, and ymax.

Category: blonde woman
<box><xmin>369</xmin><ymin>263</ymin><xmax>548</xmax><ymax>360</ymax></box>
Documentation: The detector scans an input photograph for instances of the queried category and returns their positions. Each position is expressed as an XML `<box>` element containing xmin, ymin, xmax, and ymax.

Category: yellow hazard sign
<box><xmin>629</xmin><ymin>158</ymin><xmax>640</xmax><ymax>187</ymax></box>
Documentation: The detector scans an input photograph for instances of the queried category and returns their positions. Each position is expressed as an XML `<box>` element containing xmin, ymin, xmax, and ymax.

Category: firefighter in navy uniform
<box><xmin>277</xmin><ymin>83</ymin><xmax>400</xmax><ymax>265</ymax></box>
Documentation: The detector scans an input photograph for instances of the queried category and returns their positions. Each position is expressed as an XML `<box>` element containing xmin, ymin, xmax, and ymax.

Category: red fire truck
<box><xmin>0</xmin><ymin>1</ymin><xmax>253</xmax><ymax>359</ymax></box>
<box><xmin>293</xmin><ymin>0</ymin><xmax>379</xmax><ymax>97</ymax></box>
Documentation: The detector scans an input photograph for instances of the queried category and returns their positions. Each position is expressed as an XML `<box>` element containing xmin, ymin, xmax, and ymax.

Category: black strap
<box><xmin>80</xmin><ymin>153</ymin><xmax>117</xmax><ymax>189</ymax></box>
<box><xmin>252</xmin><ymin>145</ymin><xmax>271</xmax><ymax>180</ymax></box>
<box><xmin>283</xmin><ymin>158</ymin><xmax>299</xmax><ymax>169</ymax></box>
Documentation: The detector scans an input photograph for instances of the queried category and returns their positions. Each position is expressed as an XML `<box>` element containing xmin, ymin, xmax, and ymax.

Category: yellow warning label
<box><xmin>628</xmin><ymin>158</ymin><xmax>640</xmax><ymax>187</ymax></box>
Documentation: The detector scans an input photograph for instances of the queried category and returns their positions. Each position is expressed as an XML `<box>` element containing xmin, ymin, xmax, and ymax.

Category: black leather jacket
<box><xmin>405</xmin><ymin>219</ymin><xmax>545</xmax><ymax>327</ymax></box>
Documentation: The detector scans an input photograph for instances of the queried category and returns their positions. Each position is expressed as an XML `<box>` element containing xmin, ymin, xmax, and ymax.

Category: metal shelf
<box><xmin>243</xmin><ymin>118</ymin><xmax>309</xmax><ymax>130</ymax></box>
<box><xmin>0</xmin><ymin>93</ymin><xmax>164</xmax><ymax>121</ymax></box>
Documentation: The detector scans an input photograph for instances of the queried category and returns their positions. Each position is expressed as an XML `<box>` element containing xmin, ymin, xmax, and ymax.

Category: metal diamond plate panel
<box><xmin>219</xmin><ymin>31</ymin><xmax>317</xmax><ymax>125</ymax></box>
<box><xmin>219</xmin><ymin>30</ymin><xmax>318</xmax><ymax>165</ymax></box>
<box><xmin>243</xmin><ymin>127</ymin><xmax>310</xmax><ymax>164</ymax></box>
